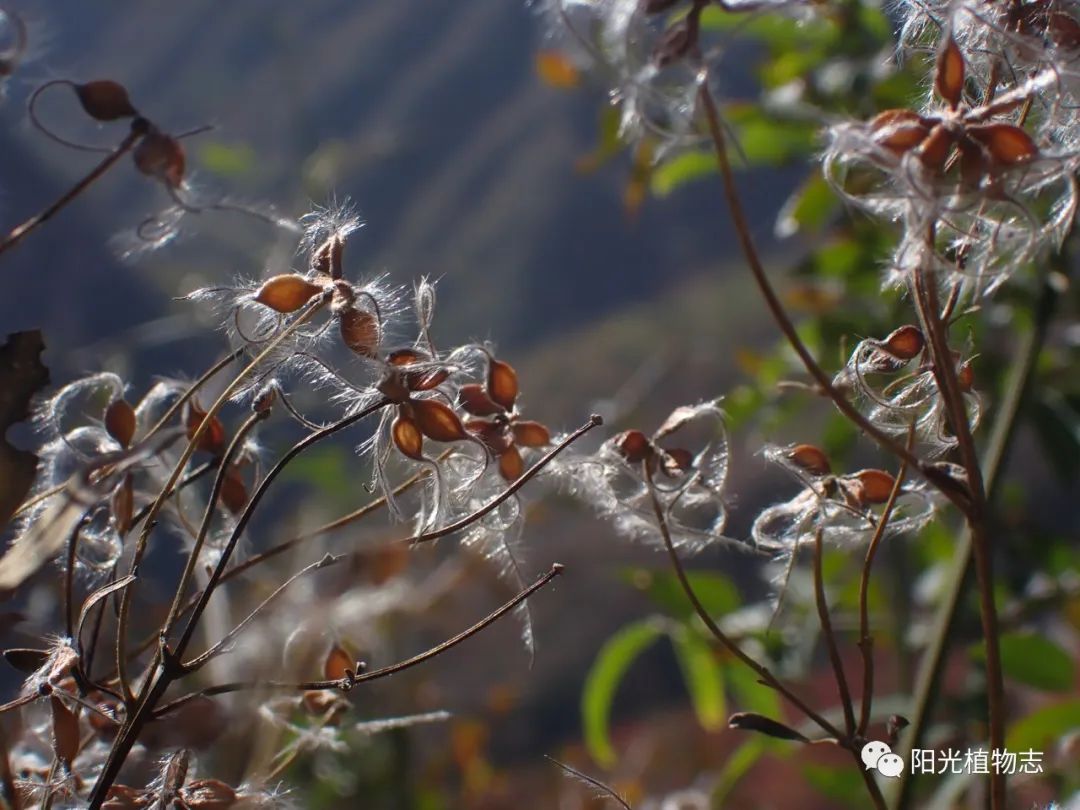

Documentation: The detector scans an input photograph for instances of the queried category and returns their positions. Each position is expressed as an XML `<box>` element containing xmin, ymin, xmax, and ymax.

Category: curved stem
<box><xmin>813</xmin><ymin>528</ymin><xmax>857</xmax><ymax>737</ymax></box>
<box><xmin>0</xmin><ymin>130</ymin><xmax>140</xmax><ymax>257</ymax></box>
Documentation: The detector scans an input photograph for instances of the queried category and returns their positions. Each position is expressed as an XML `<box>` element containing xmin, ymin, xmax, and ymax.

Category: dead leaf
<box><xmin>0</xmin><ymin>331</ymin><xmax>49</xmax><ymax>534</ymax></box>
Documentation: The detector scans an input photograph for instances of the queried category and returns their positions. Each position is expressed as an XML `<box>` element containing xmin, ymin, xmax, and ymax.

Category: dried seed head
<box><xmin>338</xmin><ymin>307</ymin><xmax>381</xmax><ymax>358</ymax></box>
<box><xmin>612</xmin><ymin>429</ymin><xmax>654</xmax><ymax>464</ymax></box>
<box><xmin>387</xmin><ymin>349</ymin><xmax>450</xmax><ymax>391</ymax></box>
<box><xmin>254</xmin><ymin>274</ymin><xmax>324</xmax><ymax>313</ymax></box>
<box><xmin>392</xmin><ymin>413</ymin><xmax>424</xmax><ymax>460</ymax></box>
<box><xmin>882</xmin><ymin>325</ymin><xmax>925</xmax><ymax>360</ymax></box>
<box><xmin>487</xmin><ymin>358</ymin><xmax>518</xmax><ymax>410</ymax></box>
<box><xmin>133</xmin><ymin>130</ymin><xmax>185</xmax><ymax>187</ymax></box>
<box><xmin>728</xmin><ymin>712</ymin><xmax>809</xmax><ymax>743</ymax></box>
<box><xmin>935</xmin><ymin>35</ymin><xmax>965</xmax><ymax>109</ymax></box>
<box><xmin>104</xmin><ymin>398</ymin><xmax>137</xmax><ymax>447</ymax></box>
<box><xmin>852</xmin><ymin>468</ymin><xmax>896</xmax><ymax>505</ymax></box>
<box><xmin>467</xmin><ymin>419</ymin><xmax>512</xmax><ymax>454</ymax></box>
<box><xmin>75</xmin><ymin>80</ymin><xmax>138</xmax><ymax>121</ymax></box>
<box><xmin>788</xmin><ymin>444</ymin><xmax>832</xmax><ymax>476</ymax></box>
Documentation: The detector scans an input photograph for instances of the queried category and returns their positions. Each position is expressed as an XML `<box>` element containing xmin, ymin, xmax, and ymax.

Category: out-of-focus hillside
<box><xmin>1</xmin><ymin>0</ymin><xmax>792</xmax><ymax>377</ymax></box>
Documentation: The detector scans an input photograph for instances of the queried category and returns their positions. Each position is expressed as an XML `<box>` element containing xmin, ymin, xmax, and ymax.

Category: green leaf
<box><xmin>1006</xmin><ymin>698</ymin><xmax>1080</xmax><ymax>751</ymax></box>
<box><xmin>651</xmin><ymin>149</ymin><xmax>715</xmax><ymax>196</ymax></box>
<box><xmin>975</xmin><ymin>632</ymin><xmax>1076</xmax><ymax>692</ymax></box>
<box><xmin>582</xmin><ymin>619</ymin><xmax>664</xmax><ymax>766</ymax></box>
<box><xmin>775</xmin><ymin>171</ymin><xmax>838</xmax><ymax>237</ymax></box>
<box><xmin>198</xmin><ymin>141</ymin><xmax>257</xmax><ymax>178</ymax></box>
<box><xmin>628</xmin><ymin>569</ymin><xmax>740</xmax><ymax>623</ymax></box>
<box><xmin>726</xmin><ymin>659</ymin><xmax>782</xmax><ymax>718</ymax></box>
<box><xmin>802</xmin><ymin>764</ymin><xmax>866</xmax><ymax>807</ymax></box>
<box><xmin>671</xmin><ymin>628</ymin><xmax>726</xmax><ymax>731</ymax></box>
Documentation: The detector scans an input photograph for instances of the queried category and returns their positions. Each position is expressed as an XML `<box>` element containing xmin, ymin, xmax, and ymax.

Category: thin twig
<box><xmin>812</xmin><ymin>528</ymin><xmax>857</xmax><ymax>737</ymax></box>
<box><xmin>151</xmin><ymin>563</ymin><xmax>565</xmax><ymax>718</ymax></box>
<box><xmin>857</xmin><ymin>431</ymin><xmax>913</xmax><ymax>737</ymax></box>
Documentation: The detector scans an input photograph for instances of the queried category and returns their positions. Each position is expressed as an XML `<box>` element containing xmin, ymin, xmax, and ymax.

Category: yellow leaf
<box><xmin>535</xmin><ymin>51</ymin><xmax>580</xmax><ymax>89</ymax></box>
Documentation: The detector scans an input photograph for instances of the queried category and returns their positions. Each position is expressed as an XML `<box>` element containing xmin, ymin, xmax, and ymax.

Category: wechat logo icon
<box><xmin>862</xmin><ymin>740</ymin><xmax>905</xmax><ymax>778</ymax></box>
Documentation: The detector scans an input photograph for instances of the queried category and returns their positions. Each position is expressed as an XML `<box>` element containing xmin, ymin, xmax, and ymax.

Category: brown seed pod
<box><xmin>338</xmin><ymin>307</ymin><xmax>381</xmax><ymax>357</ymax></box>
<box><xmin>391</xmin><ymin>413</ymin><xmax>424</xmax><ymax>460</ymax></box>
<box><xmin>311</xmin><ymin>234</ymin><xmax>345</xmax><ymax>279</ymax></box>
<box><xmin>511</xmin><ymin>420</ymin><xmax>550</xmax><ymax>448</ymax></box>
<box><xmin>133</xmin><ymin>130</ymin><xmax>185</xmax><ymax>188</ymax></box>
<box><xmin>323</xmin><ymin>644</ymin><xmax>353</xmax><ymax>681</ymax></box>
<box><xmin>499</xmin><ymin>445</ymin><xmax>524</xmax><ymax>481</ymax></box>
<box><xmin>185</xmin><ymin>401</ymin><xmax>226</xmax><ymax>456</ymax></box>
<box><xmin>466</xmin><ymin>419</ymin><xmax>512</xmax><ymax>455</ymax></box>
<box><xmin>787</xmin><ymin>444</ymin><xmax>831</xmax><ymax>476</ymax></box>
<box><xmin>967</xmin><ymin>123</ymin><xmax>1038</xmax><ymax>165</ymax></box>
<box><xmin>917</xmin><ymin>124</ymin><xmax>956</xmax><ymax>171</ymax></box>
<box><xmin>254</xmin><ymin>274</ymin><xmax>324</xmax><ymax>314</ymax></box>
<box><xmin>853</xmin><ymin>468</ymin><xmax>897</xmax><ymax>504</ymax></box>
<box><xmin>661</xmin><ymin>447</ymin><xmax>694</xmax><ymax>477</ymax></box>
<box><xmin>387</xmin><ymin>349</ymin><xmax>449</xmax><ymax>391</ymax></box>
<box><xmin>958</xmin><ymin>360</ymin><xmax>975</xmax><ymax>391</ymax></box>
<box><xmin>219</xmin><ymin>466</ymin><xmax>247</xmax><ymax>515</ymax></box>
<box><xmin>104</xmin><ymin>398</ymin><xmax>137</xmax><ymax>447</ymax></box>
<box><xmin>612</xmin><ymin>430</ymin><xmax>654</xmax><ymax>464</ymax></box>
<box><xmin>50</xmin><ymin>695</ymin><xmax>80</xmax><ymax>763</ymax></box>
<box><xmin>411</xmin><ymin>399</ymin><xmax>467</xmax><ymax>443</ymax></box>
<box><xmin>2</xmin><ymin>647</ymin><xmax>48</xmax><ymax>673</ymax></box>
<box><xmin>458</xmin><ymin>384</ymin><xmax>502</xmax><ymax>417</ymax></box>
<box><xmin>882</xmin><ymin>325</ymin><xmax>925</xmax><ymax>360</ymax></box>
<box><xmin>870</xmin><ymin>109</ymin><xmax>931</xmax><ymax>155</ymax></box>
<box><xmin>74</xmin><ymin>80</ymin><xmax>138</xmax><ymax>121</ymax></box>
<box><xmin>935</xmin><ymin>35</ymin><xmax>966</xmax><ymax>109</ymax></box>
<box><xmin>181</xmin><ymin>779</ymin><xmax>237</xmax><ymax>810</ymax></box>
<box><xmin>487</xmin><ymin>358</ymin><xmax>518</xmax><ymax>410</ymax></box>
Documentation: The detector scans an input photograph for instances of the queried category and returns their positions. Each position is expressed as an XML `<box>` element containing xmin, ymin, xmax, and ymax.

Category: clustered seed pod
<box><xmin>882</xmin><ymin>325</ymin><xmax>925</xmax><ymax>360</ymax></box>
<box><xmin>185</xmin><ymin>400</ymin><xmax>226</xmax><ymax>456</ymax></box>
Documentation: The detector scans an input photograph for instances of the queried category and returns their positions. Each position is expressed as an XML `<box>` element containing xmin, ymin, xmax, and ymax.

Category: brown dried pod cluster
<box><xmin>459</xmin><ymin>356</ymin><xmax>551</xmax><ymax>480</ymax></box>
<box><xmin>785</xmin><ymin>443</ymin><xmax>898</xmax><ymax>509</ymax></box>
<box><xmin>374</xmin><ymin>350</ymin><xmax>464</xmax><ymax>462</ymax></box>
<box><xmin>868</xmin><ymin>37</ymin><xmax>1039</xmax><ymax>183</ymax></box>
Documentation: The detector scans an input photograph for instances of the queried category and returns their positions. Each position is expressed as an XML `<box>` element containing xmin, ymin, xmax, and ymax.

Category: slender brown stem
<box><xmin>159</xmin><ymin>410</ymin><xmax>267</xmax><ymax>640</ymax></box>
<box><xmin>642</xmin><ymin>463</ymin><xmax>843</xmax><ymax>741</ymax></box>
<box><xmin>812</xmin><ymin>528</ymin><xmax>857</xmax><ymax>737</ymax></box>
<box><xmin>857</xmin><ymin>436</ymin><xmax>912</xmax><ymax>737</ymax></box>
<box><xmin>911</xmin><ymin>265</ymin><xmax>1004</xmax><ymax>809</ymax></box>
<box><xmin>115</xmin><ymin>293</ymin><xmax>330</xmax><ymax>701</ymax></box>
<box><xmin>184</xmin><ymin>553</ymin><xmax>343</xmax><ymax>671</ymax></box>
<box><xmin>151</xmin><ymin>563</ymin><xmax>564</xmax><ymax>718</ymax></box>
<box><xmin>173</xmin><ymin>398</ymin><xmax>389</xmax><ymax>658</ymax></box>
<box><xmin>0</xmin><ymin>130</ymin><xmax>140</xmax><ymax>257</ymax></box>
